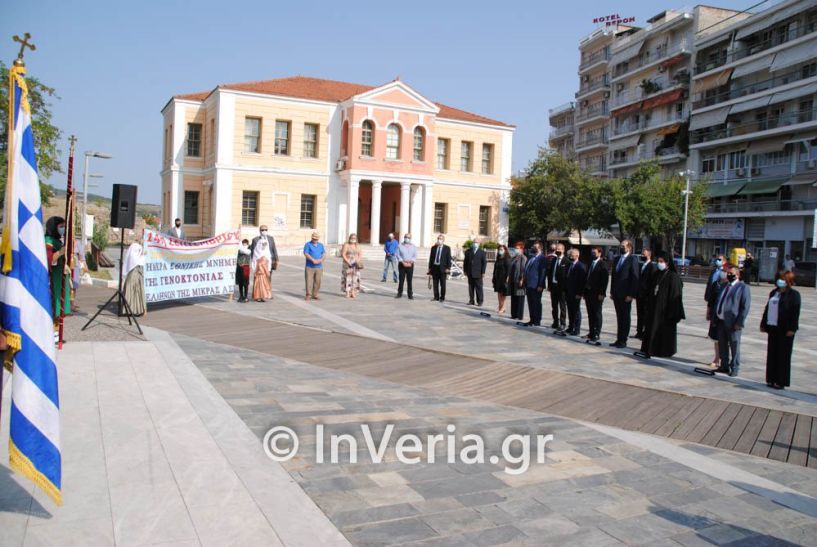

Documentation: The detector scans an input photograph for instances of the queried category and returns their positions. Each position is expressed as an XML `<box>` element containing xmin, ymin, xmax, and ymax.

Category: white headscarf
<box><xmin>122</xmin><ymin>242</ymin><xmax>144</xmax><ymax>276</ymax></box>
<box><xmin>251</xmin><ymin>237</ymin><xmax>272</xmax><ymax>270</ymax></box>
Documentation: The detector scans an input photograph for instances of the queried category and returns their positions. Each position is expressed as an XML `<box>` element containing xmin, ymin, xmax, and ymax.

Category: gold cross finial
<box><xmin>68</xmin><ymin>135</ymin><xmax>77</xmax><ymax>154</ymax></box>
<box><xmin>12</xmin><ymin>33</ymin><xmax>36</xmax><ymax>66</ymax></box>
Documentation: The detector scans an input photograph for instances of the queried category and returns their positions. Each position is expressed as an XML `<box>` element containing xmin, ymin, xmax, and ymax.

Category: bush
<box><xmin>85</xmin><ymin>250</ymin><xmax>97</xmax><ymax>271</ymax></box>
<box><xmin>464</xmin><ymin>239</ymin><xmax>499</xmax><ymax>250</ymax></box>
<box><xmin>92</xmin><ymin>221</ymin><xmax>109</xmax><ymax>250</ymax></box>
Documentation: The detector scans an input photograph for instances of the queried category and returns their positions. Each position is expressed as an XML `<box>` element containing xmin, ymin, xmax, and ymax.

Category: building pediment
<box><xmin>348</xmin><ymin>80</ymin><xmax>440</xmax><ymax>114</ymax></box>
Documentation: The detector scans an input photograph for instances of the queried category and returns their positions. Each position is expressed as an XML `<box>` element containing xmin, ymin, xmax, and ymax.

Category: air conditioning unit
<box><xmin>335</xmin><ymin>159</ymin><xmax>346</xmax><ymax>171</ymax></box>
<box><xmin>658</xmin><ymin>65</ymin><xmax>666</xmax><ymax>73</ymax></box>
<box><xmin>751</xmin><ymin>167</ymin><xmax>761</xmax><ymax>176</ymax></box>
<box><xmin>736</xmin><ymin>168</ymin><xmax>746</xmax><ymax>177</ymax></box>
<box><xmin>808</xmin><ymin>159</ymin><xmax>816</xmax><ymax>168</ymax></box>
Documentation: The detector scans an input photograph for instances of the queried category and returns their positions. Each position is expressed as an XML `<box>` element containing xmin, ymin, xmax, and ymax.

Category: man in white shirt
<box><xmin>168</xmin><ymin>218</ymin><xmax>185</xmax><ymax>240</ymax></box>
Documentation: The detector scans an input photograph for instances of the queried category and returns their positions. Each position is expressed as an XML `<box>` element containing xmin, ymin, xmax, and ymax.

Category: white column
<box><xmin>409</xmin><ymin>184</ymin><xmax>422</xmax><ymax>239</ymax></box>
<box><xmin>213</xmin><ymin>91</ymin><xmax>235</xmax><ymax>234</ymax></box>
<box><xmin>399</xmin><ymin>181</ymin><xmax>411</xmax><ymax>237</ymax></box>
<box><xmin>370</xmin><ymin>180</ymin><xmax>382</xmax><ymax>246</ymax></box>
<box><xmin>422</xmin><ymin>183</ymin><xmax>434</xmax><ymax>247</ymax></box>
<box><xmin>347</xmin><ymin>177</ymin><xmax>360</xmax><ymax>237</ymax></box>
<box><xmin>498</xmin><ymin>188</ymin><xmax>509</xmax><ymax>245</ymax></box>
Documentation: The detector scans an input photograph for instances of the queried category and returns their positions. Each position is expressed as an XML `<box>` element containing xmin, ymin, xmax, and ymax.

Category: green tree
<box><xmin>509</xmin><ymin>148</ymin><xmax>559</xmax><ymax>241</ymax></box>
<box><xmin>0</xmin><ymin>61</ymin><xmax>62</xmax><ymax>206</ymax></box>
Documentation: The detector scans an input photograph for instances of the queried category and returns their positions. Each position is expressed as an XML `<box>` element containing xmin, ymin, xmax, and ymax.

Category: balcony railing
<box><xmin>575</xmin><ymin>134</ymin><xmax>609</xmax><ymax>148</ymax></box>
<box><xmin>707</xmin><ymin>199</ymin><xmax>817</xmax><ymax>214</ymax></box>
<box><xmin>577</xmin><ymin>78</ymin><xmax>610</xmax><ymax>97</ymax></box>
<box><xmin>692</xmin><ymin>108</ymin><xmax>817</xmax><ymax>144</ymax></box>
<box><xmin>580</xmin><ymin>157</ymin><xmax>607</xmax><ymax>172</ymax></box>
<box><xmin>695</xmin><ymin>24</ymin><xmax>817</xmax><ymax>75</ymax></box>
<box><xmin>612</xmin><ymin>75</ymin><xmax>689</xmax><ymax>108</ymax></box>
<box><xmin>548</xmin><ymin>101</ymin><xmax>575</xmax><ymax>117</ymax></box>
<box><xmin>580</xmin><ymin>48</ymin><xmax>610</xmax><ymax>70</ymax></box>
<box><xmin>576</xmin><ymin>104</ymin><xmax>609</xmax><ymax>123</ymax></box>
<box><xmin>609</xmin><ymin>145</ymin><xmax>684</xmax><ymax>166</ymax></box>
<box><xmin>613</xmin><ymin>39</ymin><xmax>691</xmax><ymax>79</ymax></box>
<box><xmin>612</xmin><ymin>109</ymin><xmax>688</xmax><ymax>136</ymax></box>
<box><xmin>693</xmin><ymin>68</ymin><xmax>815</xmax><ymax>110</ymax></box>
<box><xmin>550</xmin><ymin>125</ymin><xmax>575</xmax><ymax>138</ymax></box>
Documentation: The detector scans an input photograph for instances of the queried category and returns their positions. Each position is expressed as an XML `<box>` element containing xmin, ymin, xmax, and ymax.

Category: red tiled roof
<box><xmin>173</xmin><ymin>76</ymin><xmax>513</xmax><ymax>128</ymax></box>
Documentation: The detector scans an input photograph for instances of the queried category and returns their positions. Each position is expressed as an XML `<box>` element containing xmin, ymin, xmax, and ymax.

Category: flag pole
<box><xmin>57</xmin><ymin>136</ymin><xmax>77</xmax><ymax>349</ymax></box>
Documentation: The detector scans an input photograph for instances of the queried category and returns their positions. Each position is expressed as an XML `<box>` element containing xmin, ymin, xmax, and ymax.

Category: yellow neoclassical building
<box><xmin>160</xmin><ymin>76</ymin><xmax>514</xmax><ymax>248</ymax></box>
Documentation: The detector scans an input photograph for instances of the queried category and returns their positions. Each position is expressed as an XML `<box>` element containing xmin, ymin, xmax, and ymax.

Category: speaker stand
<box><xmin>82</xmin><ymin>229</ymin><xmax>143</xmax><ymax>335</ymax></box>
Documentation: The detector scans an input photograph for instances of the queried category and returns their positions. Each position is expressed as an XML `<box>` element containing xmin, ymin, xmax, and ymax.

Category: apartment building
<box><xmin>161</xmin><ymin>77</ymin><xmax>514</xmax><ymax>248</ymax></box>
<box><xmin>547</xmin><ymin>101</ymin><xmax>575</xmax><ymax>159</ymax></box>
<box><xmin>689</xmin><ymin>0</ymin><xmax>817</xmax><ymax>267</ymax></box>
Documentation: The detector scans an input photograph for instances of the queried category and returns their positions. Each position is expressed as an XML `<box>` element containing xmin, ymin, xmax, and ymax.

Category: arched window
<box><xmin>361</xmin><ymin>120</ymin><xmax>374</xmax><ymax>157</ymax></box>
<box><xmin>413</xmin><ymin>127</ymin><xmax>425</xmax><ymax>161</ymax></box>
<box><xmin>386</xmin><ymin>124</ymin><xmax>401</xmax><ymax>160</ymax></box>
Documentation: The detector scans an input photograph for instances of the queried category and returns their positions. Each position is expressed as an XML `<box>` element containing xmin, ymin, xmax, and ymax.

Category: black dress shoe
<box><xmin>439</xmin><ymin>298</ymin><xmax>445</xmax><ymax>303</ymax></box>
<box><xmin>467</xmin><ymin>301</ymin><xmax>475</xmax><ymax>305</ymax></box>
<box><xmin>395</xmin><ymin>294</ymin><xmax>403</xmax><ymax>299</ymax></box>
<box><xmin>714</xmin><ymin>366</ymin><xmax>730</xmax><ymax>374</ymax></box>
<box><xmin>608</xmin><ymin>341</ymin><xmax>620</xmax><ymax>347</ymax></box>
<box><xmin>728</xmin><ymin>368</ymin><xmax>739</xmax><ymax>377</ymax></box>
<box><xmin>408</xmin><ymin>295</ymin><xmax>414</xmax><ymax>300</ymax></box>
<box><xmin>433</xmin><ymin>297</ymin><xmax>440</xmax><ymax>301</ymax></box>
<box><xmin>549</xmin><ymin>323</ymin><xmax>559</xmax><ymax>329</ymax></box>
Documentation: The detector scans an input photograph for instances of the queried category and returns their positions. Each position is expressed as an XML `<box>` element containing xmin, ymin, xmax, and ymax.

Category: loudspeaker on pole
<box><xmin>111</xmin><ymin>184</ymin><xmax>138</xmax><ymax>229</ymax></box>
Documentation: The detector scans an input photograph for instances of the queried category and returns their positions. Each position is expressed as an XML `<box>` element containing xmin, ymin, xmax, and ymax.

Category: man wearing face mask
<box><xmin>563</xmin><ymin>248</ymin><xmax>586</xmax><ymax>336</ymax></box>
<box><xmin>610</xmin><ymin>239</ymin><xmax>640</xmax><ymax>348</ymax></box>
<box><xmin>427</xmin><ymin>234</ymin><xmax>452</xmax><ymax>302</ymax></box>
<box><xmin>382</xmin><ymin>233</ymin><xmax>399</xmax><ymax>283</ymax></box>
<box><xmin>250</xmin><ymin>224</ymin><xmax>279</xmax><ymax>274</ymax></box>
<box><xmin>635</xmin><ymin>248</ymin><xmax>658</xmax><ymax>340</ymax></box>
<box><xmin>547</xmin><ymin>243</ymin><xmax>567</xmax><ymax>330</ymax></box>
<box><xmin>523</xmin><ymin>241</ymin><xmax>547</xmax><ymax>326</ymax></box>
<box><xmin>704</xmin><ymin>254</ymin><xmax>727</xmax><ymax>368</ymax></box>
<box><xmin>584</xmin><ymin>246</ymin><xmax>609</xmax><ymax>343</ymax></box>
<box><xmin>167</xmin><ymin>218</ymin><xmax>185</xmax><ymax>240</ymax></box>
<box><xmin>714</xmin><ymin>265</ymin><xmax>750</xmax><ymax>377</ymax></box>
<box><xmin>395</xmin><ymin>233</ymin><xmax>417</xmax><ymax>299</ymax></box>
<box><xmin>463</xmin><ymin>237</ymin><xmax>487</xmax><ymax>306</ymax></box>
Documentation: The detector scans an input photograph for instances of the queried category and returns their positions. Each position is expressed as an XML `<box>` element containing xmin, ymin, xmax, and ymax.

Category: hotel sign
<box><xmin>593</xmin><ymin>14</ymin><xmax>636</xmax><ymax>26</ymax></box>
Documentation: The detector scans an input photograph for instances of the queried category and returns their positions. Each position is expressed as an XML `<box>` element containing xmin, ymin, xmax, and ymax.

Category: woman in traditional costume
<box><xmin>251</xmin><ymin>236</ymin><xmax>272</xmax><ymax>302</ymax></box>
<box><xmin>44</xmin><ymin>216</ymin><xmax>71</xmax><ymax>320</ymax></box>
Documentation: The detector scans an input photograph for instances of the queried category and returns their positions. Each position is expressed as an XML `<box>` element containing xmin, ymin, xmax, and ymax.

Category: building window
<box><xmin>275</xmin><ymin>120</ymin><xmax>291</xmax><ymax>155</ymax></box>
<box><xmin>729</xmin><ymin>150</ymin><xmax>746</xmax><ymax>170</ymax></box>
<box><xmin>461</xmin><ymin>141</ymin><xmax>473</xmax><ymax>172</ymax></box>
<box><xmin>186</xmin><ymin>123</ymin><xmax>201</xmax><ymax>157</ymax></box>
<box><xmin>303</xmin><ymin>123</ymin><xmax>319</xmax><ymax>158</ymax></box>
<box><xmin>433</xmin><ymin>203</ymin><xmax>447</xmax><ymax>233</ymax></box>
<box><xmin>183</xmin><ymin>191</ymin><xmax>199</xmax><ymax>224</ymax></box>
<box><xmin>437</xmin><ymin>138</ymin><xmax>450</xmax><ymax>169</ymax></box>
<box><xmin>799</xmin><ymin>99</ymin><xmax>814</xmax><ymax>123</ymax></box>
<box><xmin>701</xmin><ymin>155</ymin><xmax>716</xmax><ymax>174</ymax></box>
<box><xmin>481</xmin><ymin>143</ymin><xmax>494</xmax><ymax>174</ymax></box>
<box><xmin>208</xmin><ymin>118</ymin><xmax>215</xmax><ymax>156</ymax></box>
<box><xmin>242</xmin><ymin>191</ymin><xmax>259</xmax><ymax>226</ymax></box>
<box><xmin>386</xmin><ymin>124</ymin><xmax>401</xmax><ymax>160</ymax></box>
<box><xmin>361</xmin><ymin>120</ymin><xmax>374</xmax><ymax>157</ymax></box>
<box><xmin>300</xmin><ymin>194</ymin><xmax>316</xmax><ymax>229</ymax></box>
<box><xmin>164</xmin><ymin>128</ymin><xmax>169</xmax><ymax>162</ymax></box>
<box><xmin>802</xmin><ymin>62</ymin><xmax>817</xmax><ymax>79</ymax></box>
<box><xmin>478</xmin><ymin>206</ymin><xmax>490</xmax><ymax>236</ymax></box>
<box><xmin>244</xmin><ymin>117</ymin><xmax>261</xmax><ymax>153</ymax></box>
<box><xmin>413</xmin><ymin>127</ymin><xmax>425</xmax><ymax>161</ymax></box>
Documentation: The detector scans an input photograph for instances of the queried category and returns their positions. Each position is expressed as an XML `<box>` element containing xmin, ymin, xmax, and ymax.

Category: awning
<box><xmin>609</xmin><ymin>133</ymin><xmax>642</xmax><ymax>150</ymax></box>
<box><xmin>786</xmin><ymin>174</ymin><xmax>817</xmax><ymax>186</ymax></box>
<box><xmin>690</xmin><ymin>106</ymin><xmax>730</xmax><ymax>131</ymax></box>
<box><xmin>784</xmin><ymin>135</ymin><xmax>817</xmax><ymax>145</ymax></box>
<box><xmin>657</xmin><ymin>123</ymin><xmax>681</xmax><ymax>136</ymax></box>
<box><xmin>642</xmin><ymin>89</ymin><xmax>684</xmax><ymax>110</ymax></box>
<box><xmin>547</xmin><ymin>229</ymin><xmax>620</xmax><ymax>247</ymax></box>
<box><xmin>770</xmin><ymin>37</ymin><xmax>817</xmax><ymax>72</ymax></box>
<box><xmin>769</xmin><ymin>81</ymin><xmax>817</xmax><ymax>106</ymax></box>
<box><xmin>611</xmin><ymin>101</ymin><xmax>643</xmax><ymax>117</ymax></box>
<box><xmin>660</xmin><ymin>54</ymin><xmax>686</xmax><ymax>70</ymax></box>
<box><xmin>693</xmin><ymin>68</ymin><xmax>733</xmax><ymax>93</ymax></box>
<box><xmin>749</xmin><ymin>135</ymin><xmax>791</xmax><ymax>154</ymax></box>
<box><xmin>738</xmin><ymin>178</ymin><xmax>786</xmax><ymax>195</ymax></box>
<box><xmin>735</xmin><ymin>0</ymin><xmax>812</xmax><ymax>41</ymax></box>
<box><xmin>707</xmin><ymin>181</ymin><xmax>746</xmax><ymax>197</ymax></box>
<box><xmin>729</xmin><ymin>95</ymin><xmax>772</xmax><ymax>114</ymax></box>
<box><xmin>609</xmin><ymin>39</ymin><xmax>645</xmax><ymax>66</ymax></box>
<box><xmin>731</xmin><ymin>54</ymin><xmax>775</xmax><ymax>79</ymax></box>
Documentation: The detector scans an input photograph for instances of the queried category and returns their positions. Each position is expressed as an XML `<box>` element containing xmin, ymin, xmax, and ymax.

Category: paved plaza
<box><xmin>2</xmin><ymin>254</ymin><xmax>817</xmax><ymax>546</ymax></box>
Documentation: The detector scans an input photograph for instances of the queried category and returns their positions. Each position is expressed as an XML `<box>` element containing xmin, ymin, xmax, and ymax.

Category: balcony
<box><xmin>575</xmin><ymin>133</ymin><xmax>609</xmax><ymax>151</ymax></box>
<box><xmin>612</xmin><ymin>39</ymin><xmax>691</xmax><ymax>80</ymax></box>
<box><xmin>695</xmin><ymin>24</ymin><xmax>817</xmax><ymax>75</ymax></box>
<box><xmin>693</xmin><ymin>69</ymin><xmax>816</xmax><ymax>110</ymax></box>
<box><xmin>611</xmin><ymin>109</ymin><xmax>689</xmax><ymax>137</ymax></box>
<box><xmin>707</xmin><ymin>198</ymin><xmax>817</xmax><ymax>215</ymax></box>
<box><xmin>691</xmin><ymin>107</ymin><xmax>817</xmax><ymax>145</ymax></box>
<box><xmin>549</xmin><ymin>124</ymin><xmax>575</xmax><ymax>139</ymax></box>
<box><xmin>548</xmin><ymin>101</ymin><xmax>575</xmax><ymax>118</ymax></box>
<box><xmin>579</xmin><ymin>48</ymin><xmax>610</xmax><ymax>71</ymax></box>
<box><xmin>575</xmin><ymin>104</ymin><xmax>609</xmax><ymax>125</ymax></box>
<box><xmin>576</xmin><ymin>78</ymin><xmax>610</xmax><ymax>99</ymax></box>
<box><xmin>612</xmin><ymin>75</ymin><xmax>689</xmax><ymax>109</ymax></box>
<box><xmin>609</xmin><ymin>145</ymin><xmax>684</xmax><ymax>167</ymax></box>
<box><xmin>579</xmin><ymin>157</ymin><xmax>607</xmax><ymax>173</ymax></box>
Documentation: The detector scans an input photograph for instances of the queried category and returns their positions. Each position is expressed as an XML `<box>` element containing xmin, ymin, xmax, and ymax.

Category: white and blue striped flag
<box><xmin>0</xmin><ymin>63</ymin><xmax>62</xmax><ymax>505</ymax></box>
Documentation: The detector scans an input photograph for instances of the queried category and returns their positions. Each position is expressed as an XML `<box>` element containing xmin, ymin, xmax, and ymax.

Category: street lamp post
<box><xmin>82</xmin><ymin>151</ymin><xmax>112</xmax><ymax>249</ymax></box>
<box><xmin>679</xmin><ymin>170</ymin><xmax>694</xmax><ymax>276</ymax></box>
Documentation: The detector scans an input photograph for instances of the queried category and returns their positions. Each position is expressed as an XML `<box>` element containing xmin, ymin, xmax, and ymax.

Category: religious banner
<box><xmin>143</xmin><ymin>229</ymin><xmax>240</xmax><ymax>303</ymax></box>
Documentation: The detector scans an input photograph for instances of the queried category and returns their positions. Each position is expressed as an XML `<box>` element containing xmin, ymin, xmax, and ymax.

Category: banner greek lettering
<box><xmin>143</xmin><ymin>229</ymin><xmax>239</xmax><ymax>303</ymax></box>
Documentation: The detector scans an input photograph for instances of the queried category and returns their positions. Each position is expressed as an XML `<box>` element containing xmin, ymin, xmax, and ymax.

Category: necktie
<box><xmin>617</xmin><ymin>255</ymin><xmax>625</xmax><ymax>271</ymax></box>
<box><xmin>435</xmin><ymin>245</ymin><xmax>442</xmax><ymax>265</ymax></box>
<box><xmin>552</xmin><ymin>258</ymin><xmax>559</xmax><ymax>282</ymax></box>
<box><xmin>717</xmin><ymin>285</ymin><xmax>731</xmax><ymax>316</ymax></box>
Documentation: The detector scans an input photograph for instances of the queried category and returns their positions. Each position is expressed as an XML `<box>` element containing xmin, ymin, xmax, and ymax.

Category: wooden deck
<box><xmin>133</xmin><ymin>300</ymin><xmax>817</xmax><ymax>470</ymax></box>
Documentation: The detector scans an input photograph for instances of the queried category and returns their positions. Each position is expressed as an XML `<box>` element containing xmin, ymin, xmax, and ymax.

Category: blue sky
<box><xmin>3</xmin><ymin>0</ymin><xmax>758</xmax><ymax>203</ymax></box>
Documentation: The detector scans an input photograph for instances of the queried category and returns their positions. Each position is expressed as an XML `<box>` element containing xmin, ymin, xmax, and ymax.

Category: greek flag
<box><xmin>0</xmin><ymin>63</ymin><xmax>62</xmax><ymax>505</ymax></box>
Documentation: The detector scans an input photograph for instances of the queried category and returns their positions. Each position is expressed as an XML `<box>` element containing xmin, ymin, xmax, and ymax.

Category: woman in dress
<box><xmin>492</xmin><ymin>244</ymin><xmax>512</xmax><ymax>314</ymax></box>
<box><xmin>44</xmin><ymin>216</ymin><xmax>71</xmax><ymax>319</ymax></box>
<box><xmin>122</xmin><ymin>241</ymin><xmax>146</xmax><ymax>316</ymax></box>
<box><xmin>760</xmin><ymin>270</ymin><xmax>801</xmax><ymax>390</ymax></box>
<box><xmin>341</xmin><ymin>233</ymin><xmax>363</xmax><ymax>298</ymax></box>
<box><xmin>507</xmin><ymin>241</ymin><xmax>528</xmax><ymax>321</ymax></box>
<box><xmin>251</xmin><ymin>237</ymin><xmax>272</xmax><ymax>302</ymax></box>
<box><xmin>640</xmin><ymin>251</ymin><xmax>685</xmax><ymax>359</ymax></box>
<box><xmin>235</xmin><ymin>239</ymin><xmax>251</xmax><ymax>303</ymax></box>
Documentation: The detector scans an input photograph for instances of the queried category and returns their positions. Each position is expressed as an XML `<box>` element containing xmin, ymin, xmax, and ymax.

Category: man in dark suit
<box><xmin>523</xmin><ymin>241</ymin><xmax>547</xmax><ymax>326</ymax></box>
<box><xmin>427</xmin><ymin>234</ymin><xmax>452</xmax><ymax>302</ymax></box>
<box><xmin>584</xmin><ymin>246</ymin><xmax>609</xmax><ymax>342</ymax></box>
<box><xmin>714</xmin><ymin>265</ymin><xmax>751</xmax><ymax>377</ymax></box>
<box><xmin>564</xmin><ymin>248</ymin><xmax>586</xmax><ymax>335</ymax></box>
<box><xmin>610</xmin><ymin>239</ymin><xmax>640</xmax><ymax>348</ymax></box>
<box><xmin>463</xmin><ymin>238</ymin><xmax>487</xmax><ymax>306</ymax></box>
<box><xmin>635</xmin><ymin>248</ymin><xmax>658</xmax><ymax>339</ymax></box>
<box><xmin>547</xmin><ymin>243</ymin><xmax>567</xmax><ymax>330</ymax></box>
